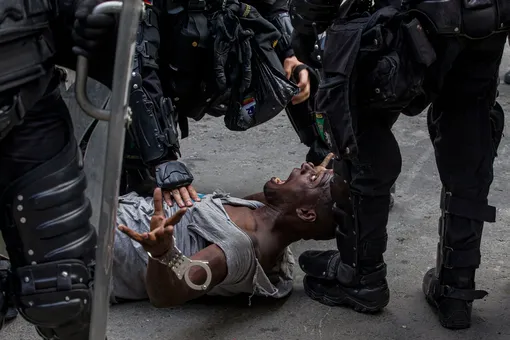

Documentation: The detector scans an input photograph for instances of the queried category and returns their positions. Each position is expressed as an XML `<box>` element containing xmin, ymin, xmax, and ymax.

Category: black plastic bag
<box><xmin>224</xmin><ymin>48</ymin><xmax>299</xmax><ymax>131</ymax></box>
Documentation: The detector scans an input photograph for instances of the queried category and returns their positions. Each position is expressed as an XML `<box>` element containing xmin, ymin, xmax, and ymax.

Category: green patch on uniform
<box><xmin>315</xmin><ymin>113</ymin><xmax>326</xmax><ymax>143</ymax></box>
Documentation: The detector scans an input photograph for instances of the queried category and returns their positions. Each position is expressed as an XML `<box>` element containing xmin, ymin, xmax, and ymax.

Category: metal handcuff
<box><xmin>147</xmin><ymin>236</ymin><xmax>212</xmax><ymax>291</ymax></box>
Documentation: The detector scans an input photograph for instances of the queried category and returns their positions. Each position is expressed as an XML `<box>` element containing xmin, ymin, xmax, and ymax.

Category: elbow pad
<box><xmin>128</xmin><ymin>74</ymin><xmax>181</xmax><ymax>166</ymax></box>
<box><xmin>268</xmin><ymin>12</ymin><xmax>296</xmax><ymax>61</ymax></box>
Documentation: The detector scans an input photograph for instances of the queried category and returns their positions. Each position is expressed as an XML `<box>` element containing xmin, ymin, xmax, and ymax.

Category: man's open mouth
<box><xmin>271</xmin><ymin>177</ymin><xmax>286</xmax><ymax>185</ymax></box>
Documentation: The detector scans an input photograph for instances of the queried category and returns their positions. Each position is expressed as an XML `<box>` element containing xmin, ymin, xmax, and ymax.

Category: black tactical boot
<box><xmin>300</xmin><ymin>251</ymin><xmax>389</xmax><ymax>313</ymax></box>
<box><xmin>300</xmin><ymin>191</ymin><xmax>391</xmax><ymax>313</ymax></box>
<box><xmin>423</xmin><ymin>189</ymin><xmax>493</xmax><ymax>329</ymax></box>
<box><xmin>422</xmin><ymin>267</ymin><xmax>486</xmax><ymax>329</ymax></box>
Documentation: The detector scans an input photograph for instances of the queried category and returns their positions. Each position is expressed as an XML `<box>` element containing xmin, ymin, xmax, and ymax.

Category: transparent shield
<box><xmin>60</xmin><ymin>68</ymin><xmax>111</xmax><ymax>230</ymax></box>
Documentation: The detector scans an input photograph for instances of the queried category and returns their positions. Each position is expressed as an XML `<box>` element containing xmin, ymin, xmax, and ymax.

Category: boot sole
<box><xmin>303</xmin><ymin>278</ymin><xmax>389</xmax><ymax>314</ymax></box>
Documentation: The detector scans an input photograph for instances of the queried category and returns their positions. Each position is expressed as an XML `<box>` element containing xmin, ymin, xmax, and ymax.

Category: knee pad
<box><xmin>0</xmin><ymin>137</ymin><xmax>96</xmax><ymax>338</ymax></box>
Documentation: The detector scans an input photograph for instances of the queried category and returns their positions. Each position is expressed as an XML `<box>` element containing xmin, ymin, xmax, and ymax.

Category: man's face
<box><xmin>263</xmin><ymin>162</ymin><xmax>333</xmax><ymax>210</ymax></box>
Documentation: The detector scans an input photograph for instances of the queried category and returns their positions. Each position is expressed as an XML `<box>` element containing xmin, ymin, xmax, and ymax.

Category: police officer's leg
<box><xmin>422</xmin><ymin>33</ymin><xmax>506</xmax><ymax>329</ymax></box>
<box><xmin>299</xmin><ymin>110</ymin><xmax>401</xmax><ymax>312</ymax></box>
<box><xmin>0</xmin><ymin>76</ymin><xmax>96</xmax><ymax>339</ymax></box>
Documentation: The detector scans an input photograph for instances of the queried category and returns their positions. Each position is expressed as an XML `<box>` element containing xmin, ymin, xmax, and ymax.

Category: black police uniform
<box><xmin>290</xmin><ymin>0</ymin><xmax>508</xmax><ymax>329</ymax></box>
<box><xmin>120</xmin><ymin>0</ymin><xmax>325</xmax><ymax>194</ymax></box>
<box><xmin>0</xmin><ymin>0</ymin><xmax>134</xmax><ymax>338</ymax></box>
<box><xmin>0</xmin><ymin>1</ymin><xmax>100</xmax><ymax>339</ymax></box>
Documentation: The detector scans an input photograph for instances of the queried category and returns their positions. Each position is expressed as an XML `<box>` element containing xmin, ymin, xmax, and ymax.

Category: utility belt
<box><xmin>405</xmin><ymin>0</ymin><xmax>510</xmax><ymax>38</ymax></box>
<box><xmin>0</xmin><ymin>0</ymin><xmax>56</xmax><ymax>141</ymax></box>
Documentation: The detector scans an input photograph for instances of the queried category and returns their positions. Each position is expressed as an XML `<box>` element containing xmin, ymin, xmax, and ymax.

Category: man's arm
<box><xmin>245</xmin><ymin>0</ymin><xmax>295</xmax><ymax>63</ymax></box>
<box><xmin>119</xmin><ymin>189</ymin><xmax>226</xmax><ymax>306</ymax></box>
<box><xmin>245</xmin><ymin>0</ymin><xmax>315</xmax><ymax>104</ymax></box>
<box><xmin>146</xmin><ymin>244</ymin><xmax>228</xmax><ymax>307</ymax></box>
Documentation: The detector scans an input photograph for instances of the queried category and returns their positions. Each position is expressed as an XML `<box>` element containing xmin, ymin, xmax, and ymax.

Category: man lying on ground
<box><xmin>112</xmin><ymin>157</ymin><xmax>337</xmax><ymax>307</ymax></box>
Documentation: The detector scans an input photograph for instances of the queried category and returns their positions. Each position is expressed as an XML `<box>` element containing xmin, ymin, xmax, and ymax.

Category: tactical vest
<box><xmin>405</xmin><ymin>0</ymin><xmax>510</xmax><ymax>38</ymax></box>
<box><xmin>0</xmin><ymin>0</ymin><xmax>56</xmax><ymax>141</ymax></box>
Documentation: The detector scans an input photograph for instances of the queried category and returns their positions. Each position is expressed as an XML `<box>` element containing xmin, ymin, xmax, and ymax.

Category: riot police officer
<box><xmin>0</xmin><ymin>0</ymin><xmax>120</xmax><ymax>338</ymax></box>
<box><xmin>290</xmin><ymin>0</ymin><xmax>508</xmax><ymax>330</ymax></box>
<box><xmin>74</xmin><ymin>0</ymin><xmax>322</xmax><ymax>207</ymax></box>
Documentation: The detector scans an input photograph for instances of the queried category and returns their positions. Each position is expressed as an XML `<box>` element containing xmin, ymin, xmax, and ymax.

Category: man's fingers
<box><xmin>320</xmin><ymin>153</ymin><xmax>335</xmax><ymax>168</ymax></box>
<box><xmin>153</xmin><ymin>226</ymin><xmax>168</xmax><ymax>239</ymax></box>
<box><xmin>165</xmin><ymin>208</ymin><xmax>187</xmax><ymax>226</ymax></box>
<box><xmin>118</xmin><ymin>225</ymin><xmax>145</xmax><ymax>243</ymax></box>
<box><xmin>153</xmin><ymin>188</ymin><xmax>165</xmax><ymax>216</ymax></box>
<box><xmin>172</xmin><ymin>189</ymin><xmax>185</xmax><ymax>208</ymax></box>
<box><xmin>163</xmin><ymin>190</ymin><xmax>173</xmax><ymax>207</ymax></box>
<box><xmin>187</xmin><ymin>185</ymin><xmax>201</xmax><ymax>202</ymax></box>
<box><xmin>179</xmin><ymin>187</ymin><xmax>193</xmax><ymax>207</ymax></box>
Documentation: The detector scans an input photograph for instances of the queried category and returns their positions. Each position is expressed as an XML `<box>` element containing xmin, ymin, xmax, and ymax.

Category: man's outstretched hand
<box><xmin>119</xmin><ymin>188</ymin><xmax>187</xmax><ymax>257</ymax></box>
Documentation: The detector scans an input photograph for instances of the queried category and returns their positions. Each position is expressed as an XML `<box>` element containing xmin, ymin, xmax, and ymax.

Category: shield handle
<box><xmin>75</xmin><ymin>1</ymin><xmax>142</xmax><ymax>121</ymax></box>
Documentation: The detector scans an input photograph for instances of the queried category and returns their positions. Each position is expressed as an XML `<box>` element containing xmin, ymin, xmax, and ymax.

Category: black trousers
<box><xmin>0</xmin><ymin>77</ymin><xmax>70</xmax><ymax>191</ymax></box>
<box><xmin>345</xmin><ymin>32</ymin><xmax>507</xmax><ymax>262</ymax></box>
<box><xmin>0</xmin><ymin>70</ymin><xmax>96</xmax><ymax>339</ymax></box>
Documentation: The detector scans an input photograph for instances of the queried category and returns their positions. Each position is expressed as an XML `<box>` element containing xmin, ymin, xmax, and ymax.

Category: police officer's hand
<box><xmin>155</xmin><ymin>161</ymin><xmax>201</xmax><ymax>208</ymax></box>
<box><xmin>72</xmin><ymin>0</ymin><xmax>116</xmax><ymax>58</ymax></box>
<box><xmin>163</xmin><ymin>185</ymin><xmax>201</xmax><ymax>208</ymax></box>
<box><xmin>283</xmin><ymin>56</ymin><xmax>311</xmax><ymax>105</ymax></box>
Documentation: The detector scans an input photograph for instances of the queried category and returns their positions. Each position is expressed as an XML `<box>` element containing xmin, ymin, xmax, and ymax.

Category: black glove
<box><xmin>155</xmin><ymin>161</ymin><xmax>194</xmax><ymax>191</ymax></box>
<box><xmin>72</xmin><ymin>0</ymin><xmax>116</xmax><ymax>58</ymax></box>
<box><xmin>212</xmin><ymin>3</ymin><xmax>254</xmax><ymax>94</ymax></box>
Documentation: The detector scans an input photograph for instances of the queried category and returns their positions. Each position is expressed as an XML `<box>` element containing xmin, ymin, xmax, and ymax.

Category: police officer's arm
<box><xmin>247</xmin><ymin>0</ymin><xmax>313</xmax><ymax>104</ymax></box>
<box><xmin>129</xmin><ymin>2</ymin><xmax>199</xmax><ymax>207</ymax></box>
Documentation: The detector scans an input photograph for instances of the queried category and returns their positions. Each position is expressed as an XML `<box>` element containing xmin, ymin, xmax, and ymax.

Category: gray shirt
<box><xmin>111</xmin><ymin>191</ymin><xmax>295</xmax><ymax>304</ymax></box>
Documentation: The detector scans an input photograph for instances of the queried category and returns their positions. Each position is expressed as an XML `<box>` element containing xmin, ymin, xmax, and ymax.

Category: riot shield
<box><xmin>72</xmin><ymin>1</ymin><xmax>145</xmax><ymax>340</ymax></box>
<box><xmin>61</xmin><ymin>72</ymin><xmax>111</xmax><ymax>230</ymax></box>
